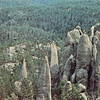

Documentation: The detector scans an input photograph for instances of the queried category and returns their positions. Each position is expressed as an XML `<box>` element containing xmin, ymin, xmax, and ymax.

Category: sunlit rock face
<box><xmin>50</xmin><ymin>42</ymin><xmax>58</xmax><ymax>68</ymax></box>
<box><xmin>21</xmin><ymin>59</ymin><xmax>28</xmax><ymax>79</ymax></box>
<box><xmin>50</xmin><ymin>42</ymin><xmax>59</xmax><ymax>78</ymax></box>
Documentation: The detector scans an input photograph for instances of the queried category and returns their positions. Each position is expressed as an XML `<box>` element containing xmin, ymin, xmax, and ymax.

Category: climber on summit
<box><xmin>76</xmin><ymin>25</ymin><xmax>83</xmax><ymax>35</ymax></box>
<box><xmin>66</xmin><ymin>25</ymin><xmax>83</xmax><ymax>45</ymax></box>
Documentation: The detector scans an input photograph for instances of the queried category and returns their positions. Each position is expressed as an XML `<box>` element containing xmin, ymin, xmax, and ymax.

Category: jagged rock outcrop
<box><xmin>61</xmin><ymin>25</ymin><xmax>100</xmax><ymax>99</ymax></box>
<box><xmin>36</xmin><ymin>56</ymin><xmax>52</xmax><ymax>100</ymax></box>
<box><xmin>90</xmin><ymin>24</ymin><xmax>100</xmax><ymax>97</ymax></box>
<box><xmin>62</xmin><ymin>26</ymin><xmax>83</xmax><ymax>82</ymax></box>
<box><xmin>75</xmin><ymin>34</ymin><xmax>92</xmax><ymax>87</ymax></box>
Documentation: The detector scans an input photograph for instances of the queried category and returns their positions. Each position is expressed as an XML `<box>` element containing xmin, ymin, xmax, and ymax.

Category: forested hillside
<box><xmin>0</xmin><ymin>0</ymin><xmax>100</xmax><ymax>100</ymax></box>
<box><xmin>0</xmin><ymin>0</ymin><xmax>100</xmax><ymax>46</ymax></box>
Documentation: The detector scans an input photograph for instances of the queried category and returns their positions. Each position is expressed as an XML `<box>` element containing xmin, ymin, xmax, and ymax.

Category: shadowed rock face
<box><xmin>45</xmin><ymin>56</ymin><xmax>52</xmax><ymax>100</ymax></box>
<box><xmin>94</xmin><ymin>39</ymin><xmax>100</xmax><ymax>97</ymax></box>
<box><xmin>76</xmin><ymin>34</ymin><xmax>92</xmax><ymax>68</ymax></box>
<box><xmin>90</xmin><ymin>24</ymin><xmax>100</xmax><ymax>97</ymax></box>
<box><xmin>62</xmin><ymin>54</ymin><xmax>74</xmax><ymax>81</ymax></box>
<box><xmin>36</xmin><ymin>56</ymin><xmax>52</xmax><ymax>100</ymax></box>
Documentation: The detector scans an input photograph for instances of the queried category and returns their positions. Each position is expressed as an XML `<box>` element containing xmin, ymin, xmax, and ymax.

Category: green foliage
<box><xmin>0</xmin><ymin>67</ymin><xmax>18</xmax><ymax>99</ymax></box>
<box><xmin>60</xmin><ymin>80</ymin><xmax>84</xmax><ymax>100</ymax></box>
<box><xmin>0</xmin><ymin>59</ymin><xmax>37</xmax><ymax>99</ymax></box>
<box><xmin>62</xmin><ymin>85</ymin><xmax>84</xmax><ymax>100</ymax></box>
<box><xmin>20</xmin><ymin>79</ymin><xmax>34</xmax><ymax>100</ymax></box>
